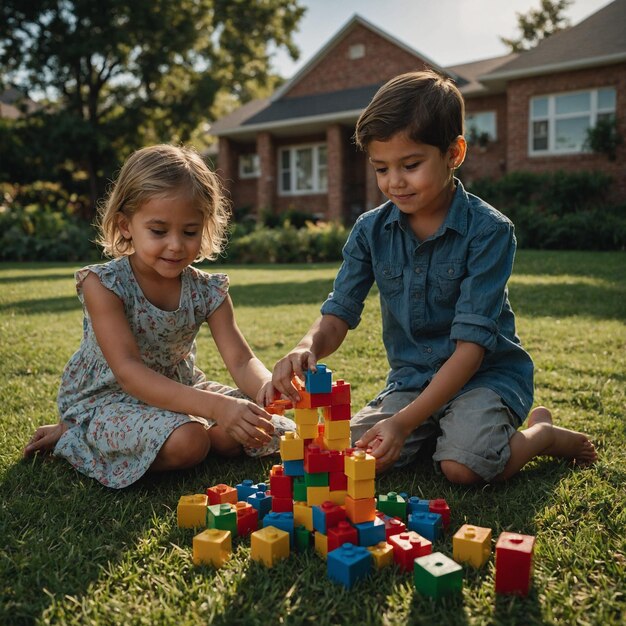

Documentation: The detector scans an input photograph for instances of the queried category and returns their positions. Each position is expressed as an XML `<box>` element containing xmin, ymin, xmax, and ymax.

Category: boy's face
<box><xmin>368</xmin><ymin>132</ymin><xmax>464</xmax><ymax>227</ymax></box>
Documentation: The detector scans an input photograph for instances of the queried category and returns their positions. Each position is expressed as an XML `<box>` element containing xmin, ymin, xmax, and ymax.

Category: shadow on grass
<box><xmin>0</xmin><ymin>272</ymin><xmax>75</xmax><ymax>285</ymax></box>
<box><xmin>228</xmin><ymin>277</ymin><xmax>335</xmax><ymax>308</ymax></box>
<box><xmin>0</xmin><ymin>295</ymin><xmax>80</xmax><ymax>315</ymax></box>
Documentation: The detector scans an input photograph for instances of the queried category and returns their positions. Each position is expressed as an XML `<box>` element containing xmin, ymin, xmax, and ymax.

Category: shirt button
<box><xmin>448</xmin><ymin>268</ymin><xmax>454</xmax><ymax>275</ymax></box>
<box><xmin>414</xmin><ymin>267</ymin><xmax>421</xmax><ymax>274</ymax></box>
<box><xmin>426</xmin><ymin>347</ymin><xmax>432</xmax><ymax>353</ymax></box>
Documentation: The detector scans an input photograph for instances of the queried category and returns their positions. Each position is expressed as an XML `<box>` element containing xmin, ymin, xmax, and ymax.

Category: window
<box><xmin>279</xmin><ymin>144</ymin><xmax>328</xmax><ymax>195</ymax></box>
<box><xmin>239</xmin><ymin>154</ymin><xmax>260</xmax><ymax>178</ymax></box>
<box><xmin>349</xmin><ymin>43</ymin><xmax>365</xmax><ymax>60</ymax></box>
<box><xmin>465</xmin><ymin>111</ymin><xmax>497</xmax><ymax>143</ymax></box>
<box><xmin>529</xmin><ymin>87</ymin><xmax>616</xmax><ymax>155</ymax></box>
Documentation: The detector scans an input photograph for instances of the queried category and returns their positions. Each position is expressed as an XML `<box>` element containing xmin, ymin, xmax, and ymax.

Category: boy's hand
<box><xmin>255</xmin><ymin>379</ymin><xmax>276</xmax><ymax>409</ymax></box>
<box><xmin>23</xmin><ymin>422</ymin><xmax>68</xmax><ymax>457</ymax></box>
<box><xmin>216</xmin><ymin>397</ymin><xmax>275</xmax><ymax>448</ymax></box>
<box><xmin>272</xmin><ymin>349</ymin><xmax>318</xmax><ymax>403</ymax></box>
<box><xmin>354</xmin><ymin>417</ymin><xmax>408</xmax><ymax>472</ymax></box>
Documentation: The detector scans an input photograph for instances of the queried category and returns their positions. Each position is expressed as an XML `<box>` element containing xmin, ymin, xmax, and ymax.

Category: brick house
<box><xmin>212</xmin><ymin>0</ymin><xmax>626</xmax><ymax>221</ymax></box>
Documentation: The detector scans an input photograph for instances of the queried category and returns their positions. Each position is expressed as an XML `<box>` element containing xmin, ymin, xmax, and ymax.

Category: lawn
<box><xmin>1</xmin><ymin>251</ymin><xmax>625</xmax><ymax>626</ymax></box>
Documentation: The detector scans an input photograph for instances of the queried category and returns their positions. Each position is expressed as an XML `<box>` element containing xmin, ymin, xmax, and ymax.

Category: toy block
<box><xmin>293</xmin><ymin>476</ymin><xmax>307</xmax><ymax>501</ymax></box>
<box><xmin>347</xmin><ymin>477</ymin><xmax>375</xmax><ymax>500</ymax></box>
<box><xmin>377</xmin><ymin>492</ymin><xmax>407</xmax><ymax>520</ymax></box>
<box><xmin>304</xmin><ymin>363</ymin><xmax>333</xmax><ymax>394</ymax></box>
<box><xmin>283</xmin><ymin>459</ymin><xmax>305</xmax><ymax>476</ymax></box>
<box><xmin>329</xmin><ymin>471</ymin><xmax>347</xmax><ymax>491</ymax></box>
<box><xmin>354</xmin><ymin>517</ymin><xmax>386</xmax><ymax>547</ymax></box>
<box><xmin>192</xmin><ymin>529</ymin><xmax>232</xmax><ymax>567</ymax></box>
<box><xmin>236</xmin><ymin>479</ymin><xmax>257</xmax><ymax>502</ymax></box>
<box><xmin>265</xmin><ymin>398</ymin><xmax>293</xmax><ymax>415</ymax></box>
<box><xmin>368</xmin><ymin>541</ymin><xmax>394</xmax><ymax>569</ymax></box>
<box><xmin>304</xmin><ymin>444</ymin><xmax>331</xmax><ymax>473</ymax></box>
<box><xmin>323</xmin><ymin>418</ymin><xmax>350</xmax><ymax>439</ymax></box>
<box><xmin>327</xmin><ymin>490</ymin><xmax>347</xmax><ymax>505</ymax></box>
<box><xmin>296</xmin><ymin>388</ymin><xmax>332</xmax><ymax>409</ymax></box>
<box><xmin>250</xmin><ymin>526</ymin><xmax>290</xmax><ymax>567</ymax></box>
<box><xmin>304</xmin><ymin>471</ymin><xmax>329</xmax><ymax>487</ymax></box>
<box><xmin>429</xmin><ymin>499</ymin><xmax>451</xmax><ymax>530</ymax></box>
<box><xmin>177</xmin><ymin>494</ymin><xmax>208</xmax><ymax>528</ymax></box>
<box><xmin>327</xmin><ymin>450</ymin><xmax>345</xmax><ymax>473</ymax></box>
<box><xmin>313</xmin><ymin>423</ymin><xmax>326</xmax><ymax>448</ymax></box>
<box><xmin>382</xmin><ymin>516</ymin><xmax>407</xmax><ymax>541</ymax></box>
<box><xmin>453</xmin><ymin>524</ymin><xmax>492</xmax><ymax>568</ymax></box>
<box><xmin>293</xmin><ymin>501</ymin><xmax>314</xmax><ymax>531</ymax></box>
<box><xmin>330</xmin><ymin>379</ymin><xmax>351</xmax><ymax>405</ymax></box>
<box><xmin>407</xmin><ymin>497</ymin><xmax>430</xmax><ymax>515</ymax></box>
<box><xmin>327</xmin><ymin>543</ymin><xmax>372</xmax><ymax>588</ymax></box>
<box><xmin>315</xmin><ymin>531</ymin><xmax>328</xmax><ymax>558</ymax></box>
<box><xmin>323</xmin><ymin>437</ymin><xmax>352</xmax><ymax>452</ymax></box>
<box><xmin>297</xmin><ymin>423</ymin><xmax>318</xmax><ymax>439</ymax></box>
<box><xmin>235</xmin><ymin>503</ymin><xmax>259</xmax><ymax>536</ymax></box>
<box><xmin>344</xmin><ymin>450</ymin><xmax>376</xmax><ymax>481</ymax></box>
<box><xmin>280</xmin><ymin>431</ymin><xmax>304</xmax><ymax>461</ymax></box>
<box><xmin>408</xmin><ymin>512</ymin><xmax>442</xmax><ymax>542</ymax></box>
<box><xmin>389</xmin><ymin>531</ymin><xmax>433</xmax><ymax>573</ymax></box>
<box><xmin>294</xmin><ymin>407</ymin><xmax>319</xmax><ymax>425</ymax></box>
<box><xmin>414</xmin><ymin>552</ymin><xmax>463</xmax><ymax>599</ymax></box>
<box><xmin>263</xmin><ymin>512</ymin><xmax>295</xmax><ymax>547</ymax></box>
<box><xmin>247</xmin><ymin>491</ymin><xmax>273</xmax><ymax>519</ymax></box>
<box><xmin>295</xmin><ymin>525</ymin><xmax>312</xmax><ymax>552</ymax></box>
<box><xmin>269</xmin><ymin>465</ymin><xmax>293</xmax><ymax>498</ymax></box>
<box><xmin>271</xmin><ymin>496</ymin><xmax>294</xmax><ymax>513</ymax></box>
<box><xmin>495</xmin><ymin>532</ymin><xmax>536</xmax><ymax>596</ymax></box>
<box><xmin>206</xmin><ymin>483</ymin><xmax>238</xmax><ymax>505</ymax></box>
<box><xmin>322</xmin><ymin>404</ymin><xmax>351</xmax><ymax>421</ymax></box>
<box><xmin>345</xmin><ymin>495</ymin><xmax>376</xmax><ymax>524</ymax></box>
<box><xmin>312</xmin><ymin>501</ymin><xmax>347</xmax><ymax>534</ymax></box>
<box><xmin>327</xmin><ymin>520</ymin><xmax>359</xmax><ymax>552</ymax></box>
<box><xmin>207</xmin><ymin>503</ymin><xmax>237</xmax><ymax>536</ymax></box>
<box><xmin>307</xmin><ymin>485</ymin><xmax>331</xmax><ymax>506</ymax></box>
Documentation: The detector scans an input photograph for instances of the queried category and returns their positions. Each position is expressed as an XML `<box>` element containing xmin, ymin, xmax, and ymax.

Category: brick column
<box><xmin>217</xmin><ymin>137</ymin><xmax>236</xmax><ymax>197</ymax></box>
<box><xmin>365</xmin><ymin>158</ymin><xmax>380</xmax><ymax>210</ymax></box>
<box><xmin>256</xmin><ymin>132</ymin><xmax>276</xmax><ymax>212</ymax></box>
<box><xmin>326</xmin><ymin>124</ymin><xmax>344</xmax><ymax>222</ymax></box>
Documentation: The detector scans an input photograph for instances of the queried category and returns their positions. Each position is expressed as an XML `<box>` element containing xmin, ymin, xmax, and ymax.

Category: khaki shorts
<box><xmin>350</xmin><ymin>387</ymin><xmax>522</xmax><ymax>481</ymax></box>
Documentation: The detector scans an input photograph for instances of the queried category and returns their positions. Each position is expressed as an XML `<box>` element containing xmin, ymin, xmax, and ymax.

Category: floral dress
<box><xmin>53</xmin><ymin>256</ymin><xmax>293</xmax><ymax>489</ymax></box>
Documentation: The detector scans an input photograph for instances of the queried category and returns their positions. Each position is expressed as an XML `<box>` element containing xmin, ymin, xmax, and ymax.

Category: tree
<box><xmin>501</xmin><ymin>0</ymin><xmax>572</xmax><ymax>52</ymax></box>
<box><xmin>0</xmin><ymin>0</ymin><xmax>305</xmax><ymax>209</ymax></box>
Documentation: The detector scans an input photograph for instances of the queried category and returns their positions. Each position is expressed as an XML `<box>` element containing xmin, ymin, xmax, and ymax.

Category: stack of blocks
<box><xmin>176</xmin><ymin>365</ymin><xmax>537</xmax><ymax>597</ymax></box>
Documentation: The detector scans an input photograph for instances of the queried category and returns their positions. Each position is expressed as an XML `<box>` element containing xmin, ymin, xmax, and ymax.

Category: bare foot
<box><xmin>527</xmin><ymin>406</ymin><xmax>597</xmax><ymax>465</ymax></box>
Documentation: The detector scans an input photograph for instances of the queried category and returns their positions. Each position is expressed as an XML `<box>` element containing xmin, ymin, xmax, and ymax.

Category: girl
<box><xmin>23</xmin><ymin>144</ymin><xmax>293</xmax><ymax>488</ymax></box>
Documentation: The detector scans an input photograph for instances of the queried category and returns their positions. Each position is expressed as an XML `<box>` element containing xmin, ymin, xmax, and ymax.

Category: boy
<box><xmin>272</xmin><ymin>70</ymin><xmax>596</xmax><ymax>483</ymax></box>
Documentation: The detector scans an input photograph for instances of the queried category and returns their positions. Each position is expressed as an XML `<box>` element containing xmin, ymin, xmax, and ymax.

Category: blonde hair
<box><xmin>96</xmin><ymin>144</ymin><xmax>230</xmax><ymax>261</ymax></box>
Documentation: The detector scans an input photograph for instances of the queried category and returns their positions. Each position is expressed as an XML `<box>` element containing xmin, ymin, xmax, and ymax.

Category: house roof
<box><xmin>481</xmin><ymin>0</ymin><xmax>626</xmax><ymax>84</ymax></box>
<box><xmin>446</xmin><ymin>53</ymin><xmax>519</xmax><ymax>96</ymax></box>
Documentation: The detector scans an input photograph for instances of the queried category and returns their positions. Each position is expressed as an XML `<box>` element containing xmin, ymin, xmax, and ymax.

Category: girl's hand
<box><xmin>23</xmin><ymin>422</ymin><xmax>68</xmax><ymax>457</ymax></box>
<box><xmin>255</xmin><ymin>379</ymin><xmax>276</xmax><ymax>409</ymax></box>
<box><xmin>272</xmin><ymin>349</ymin><xmax>318</xmax><ymax>403</ymax></box>
<box><xmin>354</xmin><ymin>417</ymin><xmax>408</xmax><ymax>473</ymax></box>
<box><xmin>216</xmin><ymin>397</ymin><xmax>275</xmax><ymax>448</ymax></box>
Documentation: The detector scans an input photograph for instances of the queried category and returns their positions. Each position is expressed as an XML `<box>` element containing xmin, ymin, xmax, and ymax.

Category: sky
<box><xmin>271</xmin><ymin>0</ymin><xmax>614</xmax><ymax>76</ymax></box>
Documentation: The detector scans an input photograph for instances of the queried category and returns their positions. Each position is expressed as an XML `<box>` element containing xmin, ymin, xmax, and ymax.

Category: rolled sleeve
<box><xmin>450</xmin><ymin>313</ymin><xmax>499</xmax><ymax>351</ymax></box>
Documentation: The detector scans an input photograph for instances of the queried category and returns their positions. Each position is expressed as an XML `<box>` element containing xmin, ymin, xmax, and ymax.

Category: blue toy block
<box><xmin>354</xmin><ymin>517</ymin><xmax>386</xmax><ymax>547</ymax></box>
<box><xmin>304</xmin><ymin>363</ymin><xmax>332</xmax><ymax>394</ymax></box>
<box><xmin>236</xmin><ymin>479</ymin><xmax>256</xmax><ymax>501</ymax></box>
<box><xmin>408</xmin><ymin>511</ymin><xmax>442</xmax><ymax>542</ymax></box>
<box><xmin>247</xmin><ymin>491</ymin><xmax>273</xmax><ymax>520</ymax></box>
<box><xmin>283</xmin><ymin>459</ymin><xmax>305</xmax><ymax>477</ymax></box>
<box><xmin>327</xmin><ymin>543</ymin><xmax>372</xmax><ymax>588</ymax></box>
<box><xmin>263</xmin><ymin>512</ymin><xmax>295</xmax><ymax>547</ymax></box>
<box><xmin>407</xmin><ymin>497</ymin><xmax>431</xmax><ymax>515</ymax></box>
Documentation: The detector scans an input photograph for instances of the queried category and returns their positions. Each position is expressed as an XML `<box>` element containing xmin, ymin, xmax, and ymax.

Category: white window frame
<box><xmin>238</xmin><ymin>154</ymin><xmax>260</xmax><ymax>179</ymax></box>
<box><xmin>529</xmin><ymin>87</ymin><xmax>617</xmax><ymax>156</ymax></box>
<box><xmin>278</xmin><ymin>143</ymin><xmax>328</xmax><ymax>196</ymax></box>
<box><xmin>465</xmin><ymin>110</ymin><xmax>497</xmax><ymax>142</ymax></box>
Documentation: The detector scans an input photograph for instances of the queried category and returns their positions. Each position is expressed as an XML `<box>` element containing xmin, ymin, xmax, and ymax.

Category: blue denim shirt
<box><xmin>320</xmin><ymin>180</ymin><xmax>533</xmax><ymax>422</ymax></box>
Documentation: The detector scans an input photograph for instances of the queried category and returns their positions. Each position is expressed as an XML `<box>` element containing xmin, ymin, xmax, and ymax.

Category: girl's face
<box><xmin>118</xmin><ymin>192</ymin><xmax>205</xmax><ymax>279</ymax></box>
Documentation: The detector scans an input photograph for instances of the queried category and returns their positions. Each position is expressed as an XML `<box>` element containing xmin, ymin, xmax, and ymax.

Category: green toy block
<box><xmin>295</xmin><ymin>525</ymin><xmax>312</xmax><ymax>552</ymax></box>
<box><xmin>414</xmin><ymin>552</ymin><xmax>463</xmax><ymax>599</ymax></box>
<box><xmin>377</xmin><ymin>491</ymin><xmax>407</xmax><ymax>520</ymax></box>
<box><xmin>207</xmin><ymin>503</ymin><xmax>237</xmax><ymax>536</ymax></box>
<box><xmin>304</xmin><ymin>471</ymin><xmax>329</xmax><ymax>487</ymax></box>
<box><xmin>293</xmin><ymin>476</ymin><xmax>307</xmax><ymax>501</ymax></box>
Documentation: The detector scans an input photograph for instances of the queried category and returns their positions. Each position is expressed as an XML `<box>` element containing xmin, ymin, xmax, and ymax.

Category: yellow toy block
<box><xmin>328</xmin><ymin>490</ymin><xmax>347</xmax><ymax>505</ymax></box>
<box><xmin>192</xmin><ymin>529</ymin><xmax>232</xmax><ymax>567</ymax></box>
<box><xmin>307</xmin><ymin>485</ymin><xmax>331</xmax><ymax>506</ymax></box>
<box><xmin>368</xmin><ymin>541</ymin><xmax>394</xmax><ymax>568</ymax></box>
<box><xmin>347</xmin><ymin>477</ymin><xmax>375</xmax><ymax>499</ymax></box>
<box><xmin>323</xmin><ymin>420</ymin><xmax>350</xmax><ymax>440</ymax></box>
<box><xmin>177</xmin><ymin>494</ymin><xmax>208</xmax><ymax>528</ymax></box>
<box><xmin>315</xmin><ymin>531</ymin><xmax>328</xmax><ymax>558</ymax></box>
<box><xmin>294</xmin><ymin>408</ymin><xmax>319</xmax><ymax>425</ymax></box>
<box><xmin>250</xmin><ymin>526</ymin><xmax>290</xmax><ymax>567</ymax></box>
<box><xmin>279</xmin><ymin>431</ymin><xmax>304</xmax><ymax>461</ymax></box>
<box><xmin>293</xmin><ymin>501</ymin><xmax>314</xmax><ymax>531</ymax></box>
<box><xmin>323</xmin><ymin>436</ymin><xmax>351</xmax><ymax>451</ymax></box>
<box><xmin>453</xmin><ymin>524</ymin><xmax>492</xmax><ymax>568</ymax></box>
<box><xmin>344</xmin><ymin>450</ymin><xmax>376</xmax><ymax>481</ymax></box>
<box><xmin>297</xmin><ymin>423</ymin><xmax>318</xmax><ymax>440</ymax></box>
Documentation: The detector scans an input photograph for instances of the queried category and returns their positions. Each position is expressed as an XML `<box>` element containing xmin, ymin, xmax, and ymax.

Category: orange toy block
<box><xmin>453</xmin><ymin>524</ymin><xmax>492</xmax><ymax>568</ymax></box>
<box><xmin>344</xmin><ymin>449</ymin><xmax>376</xmax><ymax>481</ymax></box>
<box><xmin>177</xmin><ymin>494</ymin><xmax>208</xmax><ymax>528</ymax></box>
<box><xmin>250</xmin><ymin>526</ymin><xmax>290</xmax><ymax>567</ymax></box>
<box><xmin>192</xmin><ymin>529</ymin><xmax>232</xmax><ymax>567</ymax></box>
<box><xmin>206</xmin><ymin>483</ymin><xmax>238</xmax><ymax>505</ymax></box>
<box><xmin>265</xmin><ymin>399</ymin><xmax>293</xmax><ymax>415</ymax></box>
<box><xmin>345</xmin><ymin>495</ymin><xmax>376</xmax><ymax>524</ymax></box>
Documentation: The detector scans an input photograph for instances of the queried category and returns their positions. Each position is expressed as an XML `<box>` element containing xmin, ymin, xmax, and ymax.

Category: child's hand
<box><xmin>217</xmin><ymin>397</ymin><xmax>275</xmax><ymax>448</ymax></box>
<box><xmin>255</xmin><ymin>379</ymin><xmax>276</xmax><ymax>409</ymax></box>
<box><xmin>23</xmin><ymin>422</ymin><xmax>68</xmax><ymax>458</ymax></box>
<box><xmin>354</xmin><ymin>417</ymin><xmax>408</xmax><ymax>473</ymax></box>
<box><xmin>272</xmin><ymin>349</ymin><xmax>318</xmax><ymax>403</ymax></box>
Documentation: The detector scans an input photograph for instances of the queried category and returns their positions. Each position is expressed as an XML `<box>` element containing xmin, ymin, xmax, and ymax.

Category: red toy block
<box><xmin>388</xmin><ymin>531</ymin><xmax>432</xmax><ymax>572</ymax></box>
<box><xmin>329</xmin><ymin>471</ymin><xmax>348</xmax><ymax>491</ymax></box>
<box><xmin>296</xmin><ymin>388</ymin><xmax>333</xmax><ymax>409</ymax></box>
<box><xmin>314</xmin><ymin>501</ymin><xmax>347</xmax><ymax>533</ymax></box>
<box><xmin>429</xmin><ymin>498</ymin><xmax>451</xmax><ymax>530</ymax></box>
<box><xmin>381</xmin><ymin>515</ymin><xmax>407</xmax><ymax>541</ymax></box>
<box><xmin>271</xmin><ymin>496</ymin><xmax>294</xmax><ymax>513</ymax></box>
<box><xmin>206</xmin><ymin>484</ymin><xmax>238</xmax><ymax>505</ymax></box>
<box><xmin>330</xmin><ymin>380</ymin><xmax>351</xmax><ymax>405</ymax></box>
<box><xmin>322</xmin><ymin>404</ymin><xmax>351</xmax><ymax>421</ymax></box>
<box><xmin>235</xmin><ymin>505</ymin><xmax>259</xmax><ymax>536</ymax></box>
<box><xmin>327</xmin><ymin>520</ymin><xmax>359</xmax><ymax>552</ymax></box>
<box><xmin>328</xmin><ymin>450</ymin><xmax>345</xmax><ymax>473</ymax></box>
<box><xmin>304</xmin><ymin>444</ymin><xmax>331</xmax><ymax>473</ymax></box>
<box><xmin>269</xmin><ymin>466</ymin><xmax>293</xmax><ymax>498</ymax></box>
<box><xmin>495</xmin><ymin>532</ymin><xmax>536</xmax><ymax>596</ymax></box>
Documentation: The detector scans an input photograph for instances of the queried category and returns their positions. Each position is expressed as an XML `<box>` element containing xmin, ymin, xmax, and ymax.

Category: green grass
<box><xmin>1</xmin><ymin>250</ymin><xmax>625</xmax><ymax>625</ymax></box>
